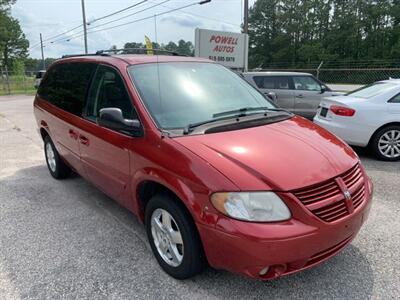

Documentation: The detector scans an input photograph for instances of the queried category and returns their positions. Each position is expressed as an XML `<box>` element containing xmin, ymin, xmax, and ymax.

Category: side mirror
<box><xmin>266</xmin><ymin>92</ymin><xmax>277</xmax><ymax>102</ymax></box>
<box><xmin>320</xmin><ymin>86</ymin><xmax>327</xmax><ymax>94</ymax></box>
<box><xmin>98</xmin><ymin>108</ymin><xmax>142</xmax><ymax>136</ymax></box>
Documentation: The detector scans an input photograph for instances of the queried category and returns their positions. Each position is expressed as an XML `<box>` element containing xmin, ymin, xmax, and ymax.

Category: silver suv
<box><xmin>243</xmin><ymin>72</ymin><xmax>342</xmax><ymax>119</ymax></box>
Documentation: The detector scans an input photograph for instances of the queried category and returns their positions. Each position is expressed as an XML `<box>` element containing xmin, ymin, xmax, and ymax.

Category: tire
<box><xmin>145</xmin><ymin>193</ymin><xmax>205</xmax><ymax>279</ymax></box>
<box><xmin>44</xmin><ymin>135</ymin><xmax>71</xmax><ymax>179</ymax></box>
<box><xmin>371</xmin><ymin>125</ymin><xmax>400</xmax><ymax>161</ymax></box>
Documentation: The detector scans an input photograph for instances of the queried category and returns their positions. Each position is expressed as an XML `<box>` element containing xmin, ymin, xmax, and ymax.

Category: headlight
<box><xmin>210</xmin><ymin>192</ymin><xmax>291</xmax><ymax>222</ymax></box>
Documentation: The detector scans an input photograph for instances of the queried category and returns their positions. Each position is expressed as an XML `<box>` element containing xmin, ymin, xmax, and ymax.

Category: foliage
<box><xmin>0</xmin><ymin>0</ymin><xmax>29</xmax><ymax>69</ymax></box>
<box><xmin>123</xmin><ymin>39</ymin><xmax>194</xmax><ymax>56</ymax></box>
<box><xmin>11</xmin><ymin>58</ymin><xmax>23</xmax><ymax>75</ymax></box>
<box><xmin>24</xmin><ymin>57</ymin><xmax>56</xmax><ymax>71</ymax></box>
<box><xmin>248</xmin><ymin>0</ymin><xmax>400</xmax><ymax>68</ymax></box>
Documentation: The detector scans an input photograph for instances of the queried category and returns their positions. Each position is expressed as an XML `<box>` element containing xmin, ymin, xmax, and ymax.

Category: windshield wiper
<box><xmin>183</xmin><ymin>107</ymin><xmax>290</xmax><ymax>135</ymax></box>
<box><xmin>183</xmin><ymin>117</ymin><xmax>232</xmax><ymax>135</ymax></box>
<box><xmin>212</xmin><ymin>106</ymin><xmax>287</xmax><ymax>118</ymax></box>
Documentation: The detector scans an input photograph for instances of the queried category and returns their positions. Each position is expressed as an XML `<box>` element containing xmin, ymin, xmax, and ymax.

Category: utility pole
<box><xmin>81</xmin><ymin>0</ymin><xmax>88</xmax><ymax>54</ymax></box>
<box><xmin>40</xmin><ymin>33</ymin><xmax>46</xmax><ymax>70</ymax></box>
<box><xmin>243</xmin><ymin>0</ymin><xmax>249</xmax><ymax>72</ymax></box>
<box><xmin>243</xmin><ymin>0</ymin><xmax>249</xmax><ymax>34</ymax></box>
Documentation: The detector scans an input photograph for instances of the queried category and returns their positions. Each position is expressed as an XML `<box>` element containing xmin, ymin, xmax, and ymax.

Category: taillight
<box><xmin>330</xmin><ymin>105</ymin><xmax>355</xmax><ymax>117</ymax></box>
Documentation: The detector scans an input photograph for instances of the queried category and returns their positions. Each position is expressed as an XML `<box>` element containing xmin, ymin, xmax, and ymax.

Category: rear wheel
<box><xmin>44</xmin><ymin>136</ymin><xmax>71</xmax><ymax>179</ymax></box>
<box><xmin>371</xmin><ymin>125</ymin><xmax>400</xmax><ymax>161</ymax></box>
<box><xmin>145</xmin><ymin>193</ymin><xmax>205</xmax><ymax>279</ymax></box>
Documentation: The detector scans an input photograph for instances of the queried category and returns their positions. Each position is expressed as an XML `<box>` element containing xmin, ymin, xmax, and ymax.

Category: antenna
<box><xmin>154</xmin><ymin>15</ymin><xmax>158</xmax><ymax>45</ymax></box>
<box><xmin>154</xmin><ymin>13</ymin><xmax>163</xmax><ymax>136</ymax></box>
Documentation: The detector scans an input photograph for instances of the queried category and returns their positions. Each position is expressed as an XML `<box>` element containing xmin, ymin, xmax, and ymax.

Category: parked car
<box><xmin>243</xmin><ymin>72</ymin><xmax>342</xmax><ymax>119</ymax></box>
<box><xmin>34</xmin><ymin>53</ymin><xmax>372</xmax><ymax>281</ymax></box>
<box><xmin>34</xmin><ymin>70</ymin><xmax>46</xmax><ymax>89</ymax></box>
<box><xmin>314</xmin><ymin>79</ymin><xmax>400</xmax><ymax>161</ymax></box>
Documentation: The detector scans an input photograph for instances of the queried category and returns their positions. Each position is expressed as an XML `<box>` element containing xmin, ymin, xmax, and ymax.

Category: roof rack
<box><xmin>61</xmin><ymin>48</ymin><xmax>187</xmax><ymax>59</ymax></box>
<box><xmin>96</xmin><ymin>48</ymin><xmax>185</xmax><ymax>56</ymax></box>
<box><xmin>61</xmin><ymin>53</ymin><xmax>110</xmax><ymax>58</ymax></box>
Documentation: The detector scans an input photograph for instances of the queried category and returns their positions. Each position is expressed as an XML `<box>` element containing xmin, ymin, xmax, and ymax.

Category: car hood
<box><xmin>174</xmin><ymin>116</ymin><xmax>358</xmax><ymax>191</ymax></box>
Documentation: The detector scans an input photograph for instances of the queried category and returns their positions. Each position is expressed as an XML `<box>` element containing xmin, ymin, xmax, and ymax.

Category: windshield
<box><xmin>347</xmin><ymin>82</ymin><xmax>398</xmax><ymax>98</ymax></box>
<box><xmin>128</xmin><ymin>62</ymin><xmax>277</xmax><ymax>129</ymax></box>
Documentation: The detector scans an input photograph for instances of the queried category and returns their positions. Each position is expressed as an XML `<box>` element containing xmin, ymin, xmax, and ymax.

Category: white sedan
<box><xmin>314</xmin><ymin>79</ymin><xmax>400</xmax><ymax>161</ymax></box>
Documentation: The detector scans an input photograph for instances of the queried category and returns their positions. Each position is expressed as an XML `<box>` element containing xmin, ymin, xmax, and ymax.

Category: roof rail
<box><xmin>61</xmin><ymin>53</ymin><xmax>110</xmax><ymax>58</ymax></box>
<box><xmin>61</xmin><ymin>48</ymin><xmax>187</xmax><ymax>59</ymax></box>
<box><xmin>96</xmin><ymin>48</ymin><xmax>186</xmax><ymax>56</ymax></box>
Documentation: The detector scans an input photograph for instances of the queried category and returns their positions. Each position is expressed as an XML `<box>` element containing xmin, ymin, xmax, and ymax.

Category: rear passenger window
<box><xmin>389</xmin><ymin>94</ymin><xmax>400</xmax><ymax>103</ymax></box>
<box><xmin>38</xmin><ymin>63</ymin><xmax>96</xmax><ymax>116</ymax></box>
<box><xmin>85</xmin><ymin>65</ymin><xmax>136</xmax><ymax>120</ymax></box>
<box><xmin>253</xmin><ymin>76</ymin><xmax>290</xmax><ymax>90</ymax></box>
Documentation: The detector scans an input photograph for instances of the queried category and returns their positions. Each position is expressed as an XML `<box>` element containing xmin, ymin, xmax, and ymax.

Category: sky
<box><xmin>11</xmin><ymin>0</ymin><xmax>256</xmax><ymax>59</ymax></box>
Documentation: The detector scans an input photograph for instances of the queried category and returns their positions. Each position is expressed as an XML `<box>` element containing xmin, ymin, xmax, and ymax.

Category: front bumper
<box><xmin>197</xmin><ymin>177</ymin><xmax>373</xmax><ymax>280</ymax></box>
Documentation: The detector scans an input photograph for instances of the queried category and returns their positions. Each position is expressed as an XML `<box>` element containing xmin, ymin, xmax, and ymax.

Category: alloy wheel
<box><xmin>151</xmin><ymin>208</ymin><xmax>184</xmax><ymax>267</ymax></box>
<box><xmin>45</xmin><ymin>142</ymin><xmax>57</xmax><ymax>172</ymax></box>
<box><xmin>378</xmin><ymin>129</ymin><xmax>400</xmax><ymax>159</ymax></box>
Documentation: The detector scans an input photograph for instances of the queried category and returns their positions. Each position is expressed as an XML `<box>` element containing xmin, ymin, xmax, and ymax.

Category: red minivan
<box><xmin>34</xmin><ymin>52</ymin><xmax>373</xmax><ymax>280</ymax></box>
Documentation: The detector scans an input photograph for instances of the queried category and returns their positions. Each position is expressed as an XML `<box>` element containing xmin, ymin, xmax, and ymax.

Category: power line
<box><xmin>88</xmin><ymin>0</ymin><xmax>148</xmax><ymax>25</ymax></box>
<box><xmin>42</xmin><ymin>24</ymin><xmax>83</xmax><ymax>43</ymax></box>
<box><xmin>47</xmin><ymin>1</ymin><xmax>212</xmax><ymax>46</ymax></box>
<box><xmin>42</xmin><ymin>0</ymin><xmax>172</xmax><ymax>46</ymax></box>
<box><xmin>87</xmin><ymin>0</ymin><xmax>212</xmax><ymax>34</ymax></box>
<box><xmin>147</xmin><ymin>0</ymin><xmax>240</xmax><ymax>27</ymax></box>
<box><xmin>31</xmin><ymin>1</ymin><xmax>149</xmax><ymax>48</ymax></box>
<box><xmin>88</xmin><ymin>0</ymin><xmax>172</xmax><ymax>31</ymax></box>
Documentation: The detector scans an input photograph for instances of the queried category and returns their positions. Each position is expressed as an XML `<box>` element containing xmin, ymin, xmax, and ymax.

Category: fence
<box><xmin>0</xmin><ymin>71</ymin><xmax>37</xmax><ymax>96</ymax></box>
<box><xmin>256</xmin><ymin>60</ymin><xmax>400</xmax><ymax>85</ymax></box>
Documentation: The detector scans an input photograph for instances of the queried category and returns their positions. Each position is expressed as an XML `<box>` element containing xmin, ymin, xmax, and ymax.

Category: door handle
<box><xmin>68</xmin><ymin>129</ymin><xmax>78</xmax><ymax>140</ymax></box>
<box><xmin>79</xmin><ymin>135</ymin><xmax>90</xmax><ymax>146</ymax></box>
<box><xmin>296</xmin><ymin>94</ymin><xmax>304</xmax><ymax>99</ymax></box>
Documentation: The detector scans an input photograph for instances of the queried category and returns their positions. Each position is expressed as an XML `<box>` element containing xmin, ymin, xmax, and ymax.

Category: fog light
<box><xmin>259</xmin><ymin>266</ymin><xmax>269</xmax><ymax>276</ymax></box>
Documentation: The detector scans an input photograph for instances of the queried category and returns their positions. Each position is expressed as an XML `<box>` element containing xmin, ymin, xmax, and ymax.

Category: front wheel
<box><xmin>145</xmin><ymin>193</ymin><xmax>205</xmax><ymax>279</ymax></box>
<box><xmin>371</xmin><ymin>126</ymin><xmax>400</xmax><ymax>161</ymax></box>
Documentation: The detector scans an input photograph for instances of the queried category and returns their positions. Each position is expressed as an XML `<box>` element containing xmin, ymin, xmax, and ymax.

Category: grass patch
<box><xmin>0</xmin><ymin>89</ymin><xmax>36</xmax><ymax>96</ymax></box>
<box><xmin>0</xmin><ymin>75</ymin><xmax>36</xmax><ymax>96</ymax></box>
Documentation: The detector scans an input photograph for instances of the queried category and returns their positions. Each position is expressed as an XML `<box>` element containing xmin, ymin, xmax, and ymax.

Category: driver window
<box><xmin>86</xmin><ymin>65</ymin><xmax>136</xmax><ymax>120</ymax></box>
<box><xmin>293</xmin><ymin>76</ymin><xmax>321</xmax><ymax>91</ymax></box>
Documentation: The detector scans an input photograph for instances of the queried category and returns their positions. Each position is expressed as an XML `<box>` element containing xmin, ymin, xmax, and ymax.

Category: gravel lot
<box><xmin>0</xmin><ymin>95</ymin><xmax>399</xmax><ymax>300</ymax></box>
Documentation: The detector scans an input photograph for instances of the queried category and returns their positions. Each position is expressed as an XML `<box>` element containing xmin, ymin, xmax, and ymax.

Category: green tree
<box><xmin>11</xmin><ymin>58</ymin><xmax>23</xmax><ymax>75</ymax></box>
<box><xmin>176</xmin><ymin>39</ymin><xmax>194</xmax><ymax>56</ymax></box>
<box><xmin>164</xmin><ymin>41</ymin><xmax>178</xmax><ymax>53</ymax></box>
<box><xmin>0</xmin><ymin>1</ymin><xmax>29</xmax><ymax>69</ymax></box>
<box><xmin>123</xmin><ymin>39</ymin><xmax>193</xmax><ymax>56</ymax></box>
<box><xmin>0</xmin><ymin>16</ymin><xmax>29</xmax><ymax>68</ymax></box>
<box><xmin>247</xmin><ymin>0</ymin><xmax>400</xmax><ymax>68</ymax></box>
<box><xmin>0</xmin><ymin>0</ymin><xmax>15</xmax><ymax>10</ymax></box>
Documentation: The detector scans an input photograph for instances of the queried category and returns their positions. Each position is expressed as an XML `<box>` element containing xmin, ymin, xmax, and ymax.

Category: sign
<box><xmin>144</xmin><ymin>35</ymin><xmax>153</xmax><ymax>55</ymax></box>
<box><xmin>195</xmin><ymin>28</ymin><xmax>248</xmax><ymax>70</ymax></box>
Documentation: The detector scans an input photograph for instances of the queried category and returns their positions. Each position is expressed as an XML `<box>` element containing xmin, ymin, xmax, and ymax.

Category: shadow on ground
<box><xmin>0</xmin><ymin>165</ymin><xmax>375</xmax><ymax>299</ymax></box>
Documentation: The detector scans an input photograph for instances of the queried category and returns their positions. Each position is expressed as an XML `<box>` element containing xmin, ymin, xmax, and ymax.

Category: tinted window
<box><xmin>293</xmin><ymin>76</ymin><xmax>321</xmax><ymax>91</ymax></box>
<box><xmin>390</xmin><ymin>93</ymin><xmax>400</xmax><ymax>103</ymax></box>
<box><xmin>253</xmin><ymin>76</ymin><xmax>290</xmax><ymax>90</ymax></box>
<box><xmin>347</xmin><ymin>82</ymin><xmax>398</xmax><ymax>98</ymax></box>
<box><xmin>38</xmin><ymin>63</ymin><xmax>96</xmax><ymax>115</ymax></box>
<box><xmin>86</xmin><ymin>65</ymin><xmax>136</xmax><ymax>120</ymax></box>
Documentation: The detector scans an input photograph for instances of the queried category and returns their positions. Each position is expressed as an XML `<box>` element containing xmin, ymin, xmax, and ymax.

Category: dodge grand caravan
<box><xmin>34</xmin><ymin>52</ymin><xmax>372</xmax><ymax>280</ymax></box>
